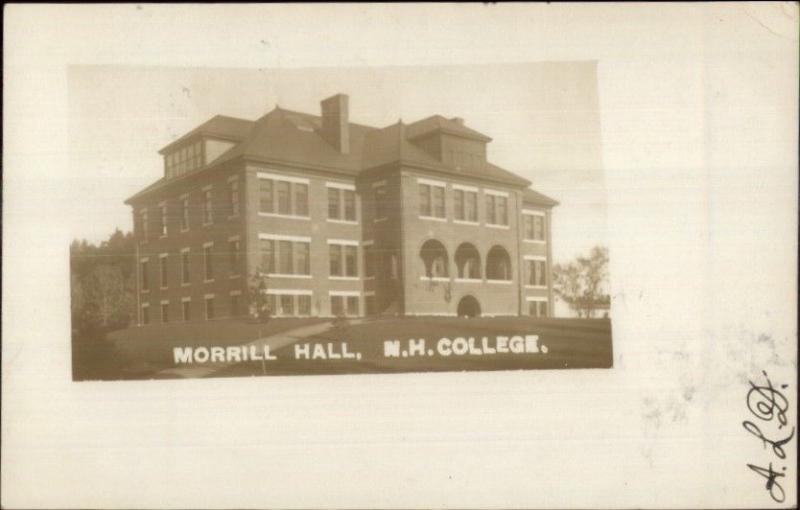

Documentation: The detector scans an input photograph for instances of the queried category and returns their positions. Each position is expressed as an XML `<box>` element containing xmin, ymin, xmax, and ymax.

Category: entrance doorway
<box><xmin>457</xmin><ymin>295</ymin><xmax>481</xmax><ymax>318</ymax></box>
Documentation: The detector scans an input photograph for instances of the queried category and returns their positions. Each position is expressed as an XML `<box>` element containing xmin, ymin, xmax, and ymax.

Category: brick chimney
<box><xmin>320</xmin><ymin>94</ymin><xmax>350</xmax><ymax>154</ymax></box>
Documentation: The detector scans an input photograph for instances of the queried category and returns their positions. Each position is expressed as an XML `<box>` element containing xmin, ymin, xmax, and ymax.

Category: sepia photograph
<box><xmin>3</xmin><ymin>3</ymin><xmax>797</xmax><ymax>509</ymax></box>
<box><xmin>68</xmin><ymin>64</ymin><xmax>613</xmax><ymax>380</ymax></box>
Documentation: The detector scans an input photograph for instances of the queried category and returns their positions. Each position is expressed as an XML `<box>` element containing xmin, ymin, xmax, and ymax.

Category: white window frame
<box><xmin>258</xmin><ymin>234</ymin><xmax>312</xmax><ymax>278</ymax></box>
<box><xmin>158</xmin><ymin>201</ymin><xmax>168</xmax><ymax>238</ymax></box>
<box><xmin>328</xmin><ymin>239</ymin><xmax>360</xmax><ymax>280</ymax></box>
<box><xmin>228</xmin><ymin>176</ymin><xmax>240</xmax><ymax>218</ymax></box>
<box><xmin>452</xmin><ymin>184</ymin><xmax>480</xmax><ymax>225</ymax></box>
<box><xmin>417</xmin><ymin>178</ymin><xmax>448</xmax><ymax>222</ymax></box>
<box><xmin>202</xmin><ymin>185</ymin><xmax>213</xmax><ymax>226</ymax></box>
<box><xmin>228</xmin><ymin>235</ymin><xmax>242</xmax><ymax>278</ymax></box>
<box><xmin>326</xmin><ymin>181</ymin><xmax>359</xmax><ymax>224</ymax></box>
<box><xmin>203</xmin><ymin>241</ymin><xmax>214</xmax><ymax>282</ymax></box>
<box><xmin>372</xmin><ymin>180</ymin><xmax>388</xmax><ymax>222</ymax></box>
<box><xmin>159</xmin><ymin>252</ymin><xmax>169</xmax><ymax>289</ymax></box>
<box><xmin>180</xmin><ymin>247</ymin><xmax>191</xmax><ymax>286</ymax></box>
<box><xmin>484</xmin><ymin>189</ymin><xmax>510</xmax><ymax>228</ymax></box>
<box><xmin>257</xmin><ymin>171</ymin><xmax>311</xmax><ymax>221</ymax></box>
<box><xmin>524</xmin><ymin>255</ymin><xmax>548</xmax><ymax>289</ymax></box>
<box><xmin>160</xmin><ymin>299</ymin><xmax>170</xmax><ymax>323</ymax></box>
<box><xmin>522</xmin><ymin>209</ymin><xmax>547</xmax><ymax>243</ymax></box>
<box><xmin>181</xmin><ymin>297</ymin><xmax>191</xmax><ymax>321</ymax></box>
<box><xmin>179</xmin><ymin>194</ymin><xmax>190</xmax><ymax>232</ymax></box>
<box><xmin>204</xmin><ymin>293</ymin><xmax>216</xmax><ymax>320</ymax></box>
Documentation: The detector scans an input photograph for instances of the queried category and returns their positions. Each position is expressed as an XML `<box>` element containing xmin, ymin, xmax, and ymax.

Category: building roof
<box><xmin>522</xmin><ymin>188</ymin><xmax>559</xmax><ymax>207</ymax></box>
<box><xmin>158</xmin><ymin>115</ymin><xmax>255</xmax><ymax>154</ymax></box>
<box><xmin>129</xmin><ymin>103</ymin><xmax>556</xmax><ymax>204</ymax></box>
<box><xmin>405</xmin><ymin>115</ymin><xmax>492</xmax><ymax>142</ymax></box>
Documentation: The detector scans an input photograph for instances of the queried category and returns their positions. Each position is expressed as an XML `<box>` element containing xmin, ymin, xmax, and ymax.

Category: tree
<box><xmin>553</xmin><ymin>246</ymin><xmax>610</xmax><ymax>318</ymax></box>
<box><xmin>81</xmin><ymin>264</ymin><xmax>133</xmax><ymax>328</ymax></box>
<box><xmin>248</xmin><ymin>271</ymin><xmax>271</xmax><ymax>322</ymax></box>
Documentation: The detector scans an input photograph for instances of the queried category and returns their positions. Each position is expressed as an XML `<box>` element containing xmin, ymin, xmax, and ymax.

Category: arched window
<box><xmin>486</xmin><ymin>245</ymin><xmax>512</xmax><ymax>280</ymax></box>
<box><xmin>454</xmin><ymin>243</ymin><xmax>481</xmax><ymax>279</ymax></box>
<box><xmin>419</xmin><ymin>239</ymin><xmax>449</xmax><ymax>278</ymax></box>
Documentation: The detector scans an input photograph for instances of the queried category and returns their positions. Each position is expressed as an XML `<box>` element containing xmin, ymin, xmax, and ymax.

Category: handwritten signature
<box><xmin>743</xmin><ymin>370</ymin><xmax>794</xmax><ymax>503</ymax></box>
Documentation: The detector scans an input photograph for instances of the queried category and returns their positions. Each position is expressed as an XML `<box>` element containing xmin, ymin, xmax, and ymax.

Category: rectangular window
<box><xmin>343</xmin><ymin>190</ymin><xmax>356</xmax><ymax>221</ymax></box>
<box><xmin>161</xmin><ymin>302</ymin><xmax>169</xmax><ymax>323</ymax></box>
<box><xmin>204</xmin><ymin>244</ymin><xmax>214</xmax><ymax>281</ymax></box>
<box><xmin>374</xmin><ymin>183</ymin><xmax>387</xmax><ymax>220</ymax></box>
<box><xmin>294</xmin><ymin>183</ymin><xmax>309</xmax><ymax>217</ymax></box>
<box><xmin>230</xmin><ymin>180</ymin><xmax>240</xmax><ymax>217</ymax></box>
<box><xmin>419</xmin><ymin>183</ymin><xmax>431</xmax><ymax>216</ymax></box>
<box><xmin>182</xmin><ymin>300</ymin><xmax>191</xmax><ymax>321</ymax></box>
<box><xmin>498</xmin><ymin>196</ymin><xmax>508</xmax><ymax>225</ymax></box>
<box><xmin>329</xmin><ymin>244</ymin><xmax>342</xmax><ymax>277</ymax></box>
<box><xmin>276</xmin><ymin>181</ymin><xmax>291</xmax><ymax>215</ymax></box>
<box><xmin>454</xmin><ymin>189</ymin><xmax>464</xmax><ymax>220</ymax></box>
<box><xmin>346</xmin><ymin>296</ymin><xmax>359</xmax><ymax>316</ymax></box>
<box><xmin>160</xmin><ymin>204</ymin><xmax>168</xmax><ymax>236</ymax></box>
<box><xmin>229</xmin><ymin>239</ymin><xmax>241</xmax><ymax>274</ymax></box>
<box><xmin>203</xmin><ymin>189</ymin><xmax>213</xmax><ymax>224</ymax></box>
<box><xmin>259</xmin><ymin>179</ymin><xmax>273</xmax><ymax>213</ymax></box>
<box><xmin>328</xmin><ymin>187</ymin><xmax>341</xmax><ymax>219</ymax></box>
<box><xmin>466</xmin><ymin>191</ymin><xmax>478</xmax><ymax>222</ymax></box>
<box><xmin>345</xmin><ymin>245</ymin><xmax>358</xmax><ymax>277</ymax></box>
<box><xmin>205</xmin><ymin>296</ymin><xmax>215</xmax><ymax>320</ymax></box>
<box><xmin>297</xmin><ymin>295</ymin><xmax>311</xmax><ymax>316</ymax></box>
<box><xmin>526</xmin><ymin>259</ymin><xmax>547</xmax><ymax>286</ymax></box>
<box><xmin>524</xmin><ymin>215</ymin><xmax>534</xmax><ymax>239</ymax></box>
<box><xmin>433</xmin><ymin>186</ymin><xmax>445</xmax><ymax>218</ymax></box>
<box><xmin>364</xmin><ymin>246</ymin><xmax>375</xmax><ymax>278</ymax></box>
<box><xmin>181</xmin><ymin>250</ymin><xmax>190</xmax><ymax>284</ymax></box>
<box><xmin>485</xmin><ymin>194</ymin><xmax>496</xmax><ymax>225</ymax></box>
<box><xmin>181</xmin><ymin>197</ymin><xmax>189</xmax><ymax>230</ymax></box>
<box><xmin>294</xmin><ymin>242</ymin><xmax>310</xmax><ymax>275</ymax></box>
<box><xmin>486</xmin><ymin>193</ymin><xmax>508</xmax><ymax>226</ymax></box>
<box><xmin>280</xmin><ymin>294</ymin><xmax>294</xmax><ymax>316</ymax></box>
<box><xmin>419</xmin><ymin>182</ymin><xmax>446</xmax><ymax>219</ymax></box>
<box><xmin>141</xmin><ymin>260</ymin><xmax>149</xmax><ymax>291</ymax></box>
<box><xmin>278</xmin><ymin>240</ymin><xmax>293</xmax><ymax>274</ymax></box>
<box><xmin>365</xmin><ymin>295</ymin><xmax>376</xmax><ymax>315</ymax></box>
<box><xmin>160</xmin><ymin>255</ymin><xmax>168</xmax><ymax>288</ymax></box>
<box><xmin>141</xmin><ymin>305</ymin><xmax>150</xmax><ymax>325</ymax></box>
<box><xmin>259</xmin><ymin>239</ymin><xmax>274</xmax><ymax>273</ymax></box>
<box><xmin>330</xmin><ymin>295</ymin><xmax>344</xmax><ymax>317</ymax></box>
<box><xmin>533</xmin><ymin>215</ymin><xmax>545</xmax><ymax>240</ymax></box>
<box><xmin>528</xmin><ymin>300</ymin><xmax>548</xmax><ymax>317</ymax></box>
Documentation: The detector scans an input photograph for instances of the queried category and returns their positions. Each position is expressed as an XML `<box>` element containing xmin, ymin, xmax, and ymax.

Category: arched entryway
<box><xmin>457</xmin><ymin>295</ymin><xmax>481</xmax><ymax>318</ymax></box>
<box><xmin>454</xmin><ymin>242</ymin><xmax>481</xmax><ymax>279</ymax></box>
<box><xmin>419</xmin><ymin>239</ymin><xmax>449</xmax><ymax>278</ymax></box>
<box><xmin>486</xmin><ymin>245</ymin><xmax>512</xmax><ymax>280</ymax></box>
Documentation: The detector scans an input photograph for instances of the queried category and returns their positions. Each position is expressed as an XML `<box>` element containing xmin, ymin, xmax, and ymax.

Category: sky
<box><xmin>68</xmin><ymin>62</ymin><xmax>606</xmax><ymax>265</ymax></box>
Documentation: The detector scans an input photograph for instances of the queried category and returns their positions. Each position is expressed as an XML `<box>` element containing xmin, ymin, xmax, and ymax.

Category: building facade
<box><xmin>126</xmin><ymin>94</ymin><xmax>558</xmax><ymax>324</ymax></box>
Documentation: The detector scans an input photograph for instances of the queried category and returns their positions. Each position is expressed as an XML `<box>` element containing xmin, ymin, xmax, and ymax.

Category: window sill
<box><xmin>486</xmin><ymin>224</ymin><xmax>510</xmax><ymax>230</ymax></box>
<box><xmin>141</xmin><ymin>289</ymin><xmax>150</xmax><ymax>294</ymax></box>
<box><xmin>487</xmin><ymin>279</ymin><xmax>513</xmax><ymax>284</ymax></box>
<box><xmin>453</xmin><ymin>220</ymin><xmax>479</xmax><ymax>226</ymax></box>
<box><xmin>202</xmin><ymin>222</ymin><xmax>213</xmax><ymax>227</ymax></box>
<box><xmin>419</xmin><ymin>215</ymin><xmax>447</xmax><ymax>223</ymax></box>
<box><xmin>525</xmin><ymin>285</ymin><xmax>548</xmax><ymax>290</ymax></box>
<box><xmin>204</xmin><ymin>279</ymin><xmax>215</xmax><ymax>283</ymax></box>
<box><xmin>180</xmin><ymin>228</ymin><xmax>189</xmax><ymax>233</ymax></box>
<box><xmin>327</xmin><ymin>218</ymin><xmax>359</xmax><ymax>225</ymax></box>
<box><xmin>454</xmin><ymin>278</ymin><xmax>482</xmax><ymax>283</ymax></box>
<box><xmin>230</xmin><ymin>274</ymin><xmax>241</xmax><ymax>279</ymax></box>
<box><xmin>160</xmin><ymin>286</ymin><xmax>168</xmax><ymax>291</ymax></box>
<box><xmin>268</xmin><ymin>273</ymin><xmax>312</xmax><ymax>279</ymax></box>
<box><xmin>420</xmin><ymin>276</ymin><xmax>450</xmax><ymax>282</ymax></box>
<box><xmin>259</xmin><ymin>212</ymin><xmax>310</xmax><ymax>221</ymax></box>
<box><xmin>181</xmin><ymin>283</ymin><xmax>190</xmax><ymax>287</ymax></box>
<box><xmin>330</xmin><ymin>276</ymin><xmax>360</xmax><ymax>281</ymax></box>
<box><xmin>524</xmin><ymin>239</ymin><xmax>546</xmax><ymax>244</ymax></box>
<box><xmin>373</xmin><ymin>217</ymin><xmax>388</xmax><ymax>223</ymax></box>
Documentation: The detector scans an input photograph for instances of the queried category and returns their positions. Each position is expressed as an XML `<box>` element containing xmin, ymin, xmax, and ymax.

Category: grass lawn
<box><xmin>104</xmin><ymin>317</ymin><xmax>328</xmax><ymax>378</ymax></box>
<box><xmin>214</xmin><ymin>316</ymin><xmax>613</xmax><ymax>378</ymax></box>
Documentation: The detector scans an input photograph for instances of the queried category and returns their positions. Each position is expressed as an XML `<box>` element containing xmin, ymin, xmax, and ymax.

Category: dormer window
<box><xmin>165</xmin><ymin>140</ymin><xmax>203</xmax><ymax>179</ymax></box>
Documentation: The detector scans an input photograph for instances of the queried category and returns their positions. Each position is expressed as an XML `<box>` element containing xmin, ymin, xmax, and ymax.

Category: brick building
<box><xmin>125</xmin><ymin>94</ymin><xmax>558</xmax><ymax>324</ymax></box>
